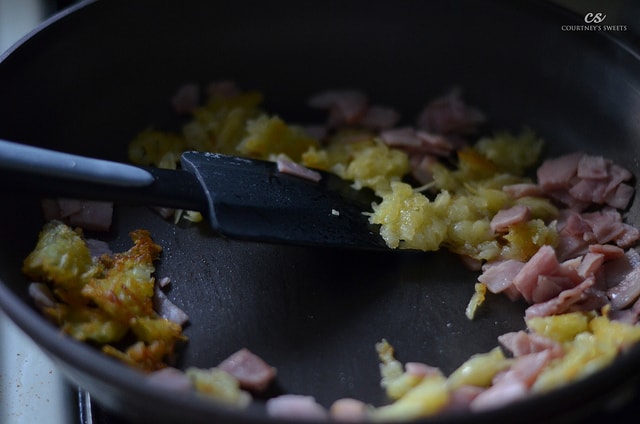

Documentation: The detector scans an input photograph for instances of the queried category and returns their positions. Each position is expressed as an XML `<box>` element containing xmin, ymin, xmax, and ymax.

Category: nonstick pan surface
<box><xmin>1</xmin><ymin>1</ymin><xmax>640</xmax><ymax>423</ymax></box>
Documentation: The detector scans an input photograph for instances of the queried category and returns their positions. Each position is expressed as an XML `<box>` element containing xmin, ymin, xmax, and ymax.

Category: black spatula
<box><xmin>0</xmin><ymin>139</ymin><xmax>388</xmax><ymax>250</ymax></box>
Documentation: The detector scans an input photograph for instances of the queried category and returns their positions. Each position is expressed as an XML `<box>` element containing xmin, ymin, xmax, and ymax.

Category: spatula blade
<box><xmin>180</xmin><ymin>152</ymin><xmax>388</xmax><ymax>250</ymax></box>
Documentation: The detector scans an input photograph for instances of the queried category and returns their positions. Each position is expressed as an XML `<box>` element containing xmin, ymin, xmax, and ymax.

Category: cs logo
<box><xmin>584</xmin><ymin>12</ymin><xmax>606</xmax><ymax>24</ymax></box>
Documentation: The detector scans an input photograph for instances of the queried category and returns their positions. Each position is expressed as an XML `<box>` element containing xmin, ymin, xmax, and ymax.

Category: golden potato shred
<box><xmin>23</xmin><ymin>221</ymin><xmax>186</xmax><ymax>371</ymax></box>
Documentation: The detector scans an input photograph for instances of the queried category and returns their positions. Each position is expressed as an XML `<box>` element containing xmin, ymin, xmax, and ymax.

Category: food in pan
<box><xmin>22</xmin><ymin>82</ymin><xmax>640</xmax><ymax>421</ymax></box>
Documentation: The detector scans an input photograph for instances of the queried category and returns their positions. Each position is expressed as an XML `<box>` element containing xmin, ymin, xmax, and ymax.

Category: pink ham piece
<box><xmin>416</xmin><ymin>88</ymin><xmax>486</xmax><ymax>135</ymax></box>
<box><xmin>537</xmin><ymin>152</ymin><xmax>583</xmax><ymax>191</ymax></box>
<box><xmin>28</xmin><ymin>282</ymin><xmax>57</xmax><ymax>310</ymax></box>
<box><xmin>471</xmin><ymin>349</ymin><xmax>558</xmax><ymax>412</ymax></box>
<box><xmin>555</xmin><ymin>209</ymin><xmax>639</xmax><ymax>261</ymax></box>
<box><xmin>607</xmin><ymin>265</ymin><xmax>640</xmax><ymax>310</ymax></box>
<box><xmin>588</xmin><ymin>243</ymin><xmax>625</xmax><ymax>260</ymax></box>
<box><xmin>512</xmin><ymin>245</ymin><xmax>564</xmax><ymax>303</ymax></box>
<box><xmin>360</xmin><ymin>105</ymin><xmax>401</xmax><ymax>131</ymax></box>
<box><xmin>405</xmin><ymin>362</ymin><xmax>443</xmax><ymax>378</ymax></box>
<box><xmin>206</xmin><ymin>80</ymin><xmax>240</xmax><ymax>99</ymax></box>
<box><xmin>498</xmin><ymin>331</ymin><xmax>563</xmax><ymax>358</ymax></box>
<box><xmin>85</xmin><ymin>238</ymin><xmax>113</xmax><ymax>258</ymax></box>
<box><xmin>410</xmin><ymin>154</ymin><xmax>440</xmax><ymax>186</ymax></box>
<box><xmin>329</xmin><ymin>398</ymin><xmax>369</xmax><ymax>422</ymax></box>
<box><xmin>502</xmin><ymin>183</ymin><xmax>544</xmax><ymax>199</ymax></box>
<box><xmin>146</xmin><ymin>367</ymin><xmax>193</xmax><ymax>392</ymax></box>
<box><xmin>171</xmin><ymin>83</ymin><xmax>199</xmax><ymax>114</ymax></box>
<box><xmin>380</xmin><ymin>127</ymin><xmax>455</xmax><ymax>157</ymax></box>
<box><xmin>217</xmin><ymin>348</ymin><xmax>277</xmax><ymax>392</ymax></box>
<box><xmin>153</xmin><ymin>286</ymin><xmax>189</xmax><ymax>326</ymax></box>
<box><xmin>478</xmin><ymin>259</ymin><xmax>524</xmax><ymax>295</ymax></box>
<box><xmin>266</xmin><ymin>394</ymin><xmax>329</xmax><ymax>421</ymax></box>
<box><xmin>469</xmin><ymin>380</ymin><xmax>527</xmax><ymax>412</ymax></box>
<box><xmin>609</xmin><ymin>297</ymin><xmax>640</xmax><ymax>324</ymax></box>
<box><xmin>42</xmin><ymin>198</ymin><xmax>114</xmax><ymax>232</ymax></box>
<box><xmin>537</xmin><ymin>152</ymin><xmax>634</xmax><ymax>211</ymax></box>
<box><xmin>576</xmin><ymin>155</ymin><xmax>609</xmax><ymax>179</ymax></box>
<box><xmin>577</xmin><ymin>252</ymin><xmax>605</xmax><ymax>279</ymax></box>
<box><xmin>308</xmin><ymin>90</ymin><xmax>368</xmax><ymax>127</ymax></box>
<box><xmin>380</xmin><ymin>127</ymin><xmax>422</xmax><ymax>149</ymax></box>
<box><xmin>490</xmin><ymin>205</ymin><xmax>531</xmax><ymax>233</ymax></box>
<box><xmin>276</xmin><ymin>158</ymin><xmax>322</xmax><ymax>182</ymax></box>
<box><xmin>525</xmin><ymin>277</ymin><xmax>595</xmax><ymax>319</ymax></box>
<box><xmin>441</xmin><ymin>385</ymin><xmax>484</xmax><ymax>413</ymax></box>
<box><xmin>603</xmin><ymin>248</ymin><xmax>640</xmax><ymax>288</ymax></box>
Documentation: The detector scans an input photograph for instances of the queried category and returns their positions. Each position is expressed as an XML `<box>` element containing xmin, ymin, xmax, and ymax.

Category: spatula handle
<box><xmin>0</xmin><ymin>139</ymin><xmax>154</xmax><ymax>186</ymax></box>
<box><xmin>0</xmin><ymin>139</ymin><xmax>207</xmax><ymax>212</ymax></box>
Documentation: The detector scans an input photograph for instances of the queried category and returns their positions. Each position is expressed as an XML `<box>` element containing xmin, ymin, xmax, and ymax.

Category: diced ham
<box><xmin>609</xmin><ymin>297</ymin><xmax>640</xmax><ymax>324</ymax></box>
<box><xmin>525</xmin><ymin>277</ymin><xmax>595</xmax><ymax>319</ymax></box>
<box><xmin>496</xmin><ymin>349</ymin><xmax>555</xmax><ymax>387</ymax></box>
<box><xmin>266</xmin><ymin>395</ymin><xmax>329</xmax><ymax>421</ymax></box>
<box><xmin>218</xmin><ymin>348</ymin><xmax>277</xmax><ymax>392</ymax></box>
<box><xmin>513</xmin><ymin>246</ymin><xmax>562</xmax><ymax>303</ymax></box>
<box><xmin>380</xmin><ymin>127</ymin><xmax>455</xmax><ymax>157</ymax></box>
<box><xmin>469</xmin><ymin>349</ymin><xmax>560</xmax><ymax>412</ymax></box>
<box><xmin>157</xmin><ymin>276</ymin><xmax>172</xmax><ymax>288</ymax></box>
<box><xmin>606</xmin><ymin>183</ymin><xmax>635</xmax><ymax>210</ymax></box>
<box><xmin>308</xmin><ymin>90</ymin><xmax>368</xmax><ymax>127</ymax></box>
<box><xmin>153</xmin><ymin>286</ymin><xmax>189</xmax><ymax>326</ymax></box>
<box><xmin>607</xmin><ymin>266</ymin><xmax>640</xmax><ymax>310</ymax></box>
<box><xmin>206</xmin><ymin>80</ymin><xmax>240</xmax><ymax>99</ymax></box>
<box><xmin>416</xmin><ymin>88</ymin><xmax>486</xmax><ymax>135</ymax></box>
<box><xmin>276</xmin><ymin>158</ymin><xmax>322</xmax><ymax>182</ymax></box>
<box><xmin>380</xmin><ymin>127</ymin><xmax>422</xmax><ymax>149</ymax></box>
<box><xmin>478</xmin><ymin>260</ymin><xmax>524</xmax><ymax>295</ymax></box>
<box><xmin>329</xmin><ymin>398</ymin><xmax>369</xmax><ymax>422</ymax></box>
<box><xmin>146</xmin><ymin>367</ymin><xmax>193</xmax><ymax>392</ymax></box>
<box><xmin>410</xmin><ymin>154</ymin><xmax>440</xmax><ymax>185</ymax></box>
<box><xmin>588</xmin><ymin>244</ymin><xmax>625</xmax><ymax>260</ymax></box>
<box><xmin>85</xmin><ymin>238</ymin><xmax>113</xmax><ymax>258</ymax></box>
<box><xmin>469</xmin><ymin>380</ymin><xmax>527</xmax><ymax>412</ymax></box>
<box><xmin>614</xmin><ymin>223</ymin><xmax>640</xmax><ymax>248</ymax></box>
<box><xmin>415</xmin><ymin>131</ymin><xmax>456</xmax><ymax>156</ymax></box>
<box><xmin>502</xmin><ymin>183</ymin><xmax>544</xmax><ymax>199</ymax></box>
<box><xmin>490</xmin><ymin>205</ymin><xmax>531</xmax><ymax>233</ymax></box>
<box><xmin>577</xmin><ymin>252</ymin><xmax>605</xmax><ymax>279</ymax></box>
<box><xmin>171</xmin><ymin>83</ymin><xmax>199</xmax><ymax>114</ymax></box>
<box><xmin>531</xmin><ymin>275</ymin><xmax>575</xmax><ymax>304</ymax></box>
<box><xmin>498</xmin><ymin>331</ymin><xmax>563</xmax><ymax>358</ymax></box>
<box><xmin>67</xmin><ymin>199</ymin><xmax>112</xmax><ymax>231</ymax></box>
<box><xmin>360</xmin><ymin>106</ymin><xmax>400</xmax><ymax>131</ymax></box>
<box><xmin>303</xmin><ymin>125</ymin><xmax>328</xmax><ymax>141</ymax></box>
<box><xmin>556</xmin><ymin>209</ymin><xmax>639</xmax><ymax>260</ymax></box>
<box><xmin>537</xmin><ymin>152</ymin><xmax>583</xmax><ymax>191</ymax></box>
<box><xmin>568</xmin><ymin>178</ymin><xmax>610</xmax><ymax>204</ymax></box>
<box><xmin>28</xmin><ymin>282</ymin><xmax>57</xmax><ymax>310</ymax></box>
<box><xmin>405</xmin><ymin>362</ymin><xmax>443</xmax><ymax>378</ymax></box>
<box><xmin>42</xmin><ymin>198</ymin><xmax>114</xmax><ymax>232</ymax></box>
<box><xmin>603</xmin><ymin>249</ymin><xmax>640</xmax><ymax>288</ymax></box>
<box><xmin>441</xmin><ymin>385</ymin><xmax>484</xmax><ymax>413</ymax></box>
<box><xmin>577</xmin><ymin>155</ymin><xmax>609</xmax><ymax>179</ymax></box>
<box><xmin>537</xmin><ymin>152</ymin><xmax>633</xmax><ymax>211</ymax></box>
<box><xmin>582</xmin><ymin>209</ymin><xmax>627</xmax><ymax>245</ymax></box>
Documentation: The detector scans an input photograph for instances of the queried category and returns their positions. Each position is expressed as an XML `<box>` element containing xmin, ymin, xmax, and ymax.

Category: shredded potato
<box><xmin>370</xmin><ymin>131</ymin><xmax>558</xmax><ymax>261</ymax></box>
<box><xmin>23</xmin><ymin>221</ymin><xmax>186</xmax><ymax>371</ymax></box>
<box><xmin>186</xmin><ymin>367</ymin><xmax>252</xmax><ymax>408</ymax></box>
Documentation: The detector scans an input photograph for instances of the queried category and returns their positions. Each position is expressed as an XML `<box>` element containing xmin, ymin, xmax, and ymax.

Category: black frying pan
<box><xmin>1</xmin><ymin>1</ymin><xmax>640</xmax><ymax>423</ymax></box>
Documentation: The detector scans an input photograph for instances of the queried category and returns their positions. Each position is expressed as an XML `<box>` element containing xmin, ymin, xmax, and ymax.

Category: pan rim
<box><xmin>2</xmin><ymin>0</ymin><xmax>640</xmax><ymax>423</ymax></box>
